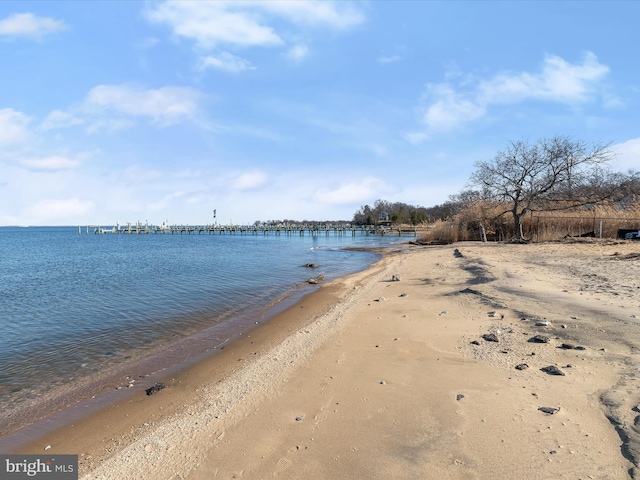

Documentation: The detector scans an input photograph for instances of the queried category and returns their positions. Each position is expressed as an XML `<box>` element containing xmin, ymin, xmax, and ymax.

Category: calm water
<box><xmin>0</xmin><ymin>226</ymin><xmax>392</xmax><ymax>419</ymax></box>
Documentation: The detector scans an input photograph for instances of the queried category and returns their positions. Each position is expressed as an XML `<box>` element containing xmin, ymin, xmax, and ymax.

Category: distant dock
<box><xmin>79</xmin><ymin>222</ymin><xmax>424</xmax><ymax>237</ymax></box>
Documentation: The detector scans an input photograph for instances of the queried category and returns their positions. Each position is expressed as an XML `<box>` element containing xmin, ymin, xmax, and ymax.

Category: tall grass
<box><xmin>418</xmin><ymin>199</ymin><xmax>640</xmax><ymax>244</ymax></box>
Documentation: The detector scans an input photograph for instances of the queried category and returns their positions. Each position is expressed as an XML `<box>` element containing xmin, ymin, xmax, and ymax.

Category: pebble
<box><xmin>530</xmin><ymin>335</ymin><xmax>550</xmax><ymax>343</ymax></box>
<box><xmin>541</xmin><ymin>366</ymin><xmax>565</xmax><ymax>376</ymax></box>
<box><xmin>559</xmin><ymin>343</ymin><xmax>576</xmax><ymax>350</ymax></box>
<box><xmin>482</xmin><ymin>333</ymin><xmax>499</xmax><ymax>343</ymax></box>
<box><xmin>439</xmin><ymin>311</ymin><xmax>448</xmax><ymax>316</ymax></box>
<box><xmin>515</xmin><ymin>364</ymin><xmax>529</xmax><ymax>370</ymax></box>
<box><xmin>146</xmin><ymin>383</ymin><xmax>166</xmax><ymax>396</ymax></box>
<box><xmin>538</xmin><ymin>406</ymin><xmax>560</xmax><ymax>415</ymax></box>
<box><xmin>535</xmin><ymin>321</ymin><xmax>550</xmax><ymax>327</ymax></box>
<box><xmin>380</xmin><ymin>380</ymin><xmax>386</xmax><ymax>385</ymax></box>
<box><xmin>456</xmin><ymin>394</ymin><xmax>465</xmax><ymax>401</ymax></box>
<box><xmin>296</xmin><ymin>416</ymin><xmax>304</xmax><ymax>422</ymax></box>
<box><xmin>44</xmin><ymin>445</ymin><xmax>51</xmax><ymax>451</ymax></box>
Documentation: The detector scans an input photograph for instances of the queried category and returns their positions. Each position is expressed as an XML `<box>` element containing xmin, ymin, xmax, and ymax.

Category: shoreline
<box><xmin>1</xmin><ymin>246</ymin><xmax>394</xmax><ymax>456</ymax></box>
<box><xmin>7</xmin><ymin>240</ymin><xmax>640</xmax><ymax>479</ymax></box>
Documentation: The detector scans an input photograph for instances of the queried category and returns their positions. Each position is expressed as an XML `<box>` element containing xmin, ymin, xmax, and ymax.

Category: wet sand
<box><xmin>9</xmin><ymin>240</ymin><xmax>640</xmax><ymax>479</ymax></box>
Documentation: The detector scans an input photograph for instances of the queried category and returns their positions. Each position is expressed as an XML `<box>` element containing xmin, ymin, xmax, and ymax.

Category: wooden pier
<box><xmin>81</xmin><ymin>222</ymin><xmax>422</xmax><ymax>237</ymax></box>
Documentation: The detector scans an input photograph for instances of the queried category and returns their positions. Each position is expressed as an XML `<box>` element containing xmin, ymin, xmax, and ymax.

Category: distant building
<box><xmin>378</xmin><ymin>211</ymin><xmax>391</xmax><ymax>225</ymax></box>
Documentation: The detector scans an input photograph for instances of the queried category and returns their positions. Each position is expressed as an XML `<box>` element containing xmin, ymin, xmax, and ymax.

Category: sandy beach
<box><xmin>11</xmin><ymin>240</ymin><xmax>640</xmax><ymax>479</ymax></box>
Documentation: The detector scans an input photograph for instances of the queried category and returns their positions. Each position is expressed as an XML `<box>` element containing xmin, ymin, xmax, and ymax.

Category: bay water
<box><xmin>0</xmin><ymin>226</ymin><xmax>394</xmax><ymax>433</ymax></box>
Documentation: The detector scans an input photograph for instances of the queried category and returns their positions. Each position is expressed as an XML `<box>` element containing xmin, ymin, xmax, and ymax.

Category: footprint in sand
<box><xmin>273</xmin><ymin>457</ymin><xmax>292</xmax><ymax>477</ymax></box>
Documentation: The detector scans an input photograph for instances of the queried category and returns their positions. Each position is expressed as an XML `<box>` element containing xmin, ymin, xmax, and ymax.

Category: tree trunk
<box><xmin>512</xmin><ymin>210</ymin><xmax>526</xmax><ymax>242</ymax></box>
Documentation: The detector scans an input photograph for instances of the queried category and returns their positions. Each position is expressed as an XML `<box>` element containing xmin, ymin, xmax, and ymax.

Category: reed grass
<box><xmin>418</xmin><ymin>198</ymin><xmax>640</xmax><ymax>244</ymax></box>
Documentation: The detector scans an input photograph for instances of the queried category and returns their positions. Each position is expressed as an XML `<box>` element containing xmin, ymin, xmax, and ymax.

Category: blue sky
<box><xmin>1</xmin><ymin>1</ymin><xmax>638</xmax><ymax>226</ymax></box>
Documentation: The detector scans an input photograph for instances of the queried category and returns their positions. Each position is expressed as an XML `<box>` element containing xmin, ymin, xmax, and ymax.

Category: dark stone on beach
<box><xmin>575</xmin><ymin>346</ymin><xmax>586</xmax><ymax>350</ymax></box>
<box><xmin>482</xmin><ymin>333</ymin><xmax>499</xmax><ymax>343</ymax></box>
<box><xmin>303</xmin><ymin>263</ymin><xmax>319</xmax><ymax>268</ymax></box>
<box><xmin>529</xmin><ymin>335</ymin><xmax>550</xmax><ymax>343</ymax></box>
<box><xmin>295</xmin><ymin>416</ymin><xmax>304</xmax><ymax>422</ymax></box>
<box><xmin>538</xmin><ymin>406</ymin><xmax>560</xmax><ymax>415</ymax></box>
<box><xmin>470</xmin><ymin>340</ymin><xmax>480</xmax><ymax>345</ymax></box>
<box><xmin>391</xmin><ymin>274</ymin><xmax>401</xmax><ymax>282</ymax></box>
<box><xmin>399</xmin><ymin>293</ymin><xmax>407</xmax><ymax>297</ymax></box>
<box><xmin>541</xmin><ymin>366</ymin><xmax>565</xmax><ymax>376</ymax></box>
<box><xmin>453</xmin><ymin>249</ymin><xmax>464</xmax><ymax>258</ymax></box>
<box><xmin>559</xmin><ymin>343</ymin><xmax>576</xmax><ymax>350</ymax></box>
<box><xmin>146</xmin><ymin>383</ymin><xmax>166</xmax><ymax>395</ymax></box>
<box><xmin>456</xmin><ymin>394</ymin><xmax>465</xmax><ymax>401</ymax></box>
<box><xmin>515</xmin><ymin>363</ymin><xmax>529</xmax><ymax>370</ymax></box>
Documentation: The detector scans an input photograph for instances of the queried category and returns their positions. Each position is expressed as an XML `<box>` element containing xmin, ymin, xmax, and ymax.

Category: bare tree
<box><xmin>470</xmin><ymin>136</ymin><xmax>616</xmax><ymax>242</ymax></box>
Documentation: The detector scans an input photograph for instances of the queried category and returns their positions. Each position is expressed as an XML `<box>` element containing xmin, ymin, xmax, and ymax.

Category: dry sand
<box><xmin>12</xmin><ymin>240</ymin><xmax>640</xmax><ymax>479</ymax></box>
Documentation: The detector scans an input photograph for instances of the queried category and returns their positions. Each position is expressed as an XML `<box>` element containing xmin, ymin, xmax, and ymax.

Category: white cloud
<box><xmin>0</xmin><ymin>108</ymin><xmax>31</xmax><ymax>148</ymax></box>
<box><xmin>145</xmin><ymin>1</ymin><xmax>364</xmax><ymax>71</ymax></box>
<box><xmin>148</xmin><ymin>191</ymin><xmax>186</xmax><ymax>211</ymax></box>
<box><xmin>146</xmin><ymin>1</ymin><xmax>364</xmax><ymax>48</ymax></box>
<box><xmin>85</xmin><ymin>84</ymin><xmax>201</xmax><ymax>122</ymax></box>
<box><xmin>26</xmin><ymin>198</ymin><xmax>95</xmax><ymax>220</ymax></box>
<box><xmin>0</xmin><ymin>12</ymin><xmax>67</xmax><ymax>39</ymax></box>
<box><xmin>145</xmin><ymin>2</ymin><xmax>283</xmax><ymax>49</ymax></box>
<box><xmin>312</xmin><ymin>176</ymin><xmax>389</xmax><ymax>204</ymax></box>
<box><xmin>418</xmin><ymin>51</ymin><xmax>610</xmax><ymax>134</ymax></box>
<box><xmin>40</xmin><ymin>110</ymin><xmax>84</xmax><ymax>130</ymax></box>
<box><xmin>232</xmin><ymin>170</ymin><xmax>269</xmax><ymax>190</ymax></box>
<box><xmin>378</xmin><ymin>55</ymin><xmax>402</xmax><ymax>65</ymax></box>
<box><xmin>42</xmin><ymin>84</ymin><xmax>203</xmax><ymax>131</ymax></box>
<box><xmin>612</xmin><ymin>138</ymin><xmax>640</xmax><ymax>172</ymax></box>
<box><xmin>422</xmin><ymin>83</ymin><xmax>486</xmax><ymax>132</ymax></box>
<box><xmin>263</xmin><ymin>1</ymin><xmax>365</xmax><ymax>29</ymax></box>
<box><xmin>287</xmin><ymin>44</ymin><xmax>309</xmax><ymax>63</ymax></box>
<box><xmin>478</xmin><ymin>52</ymin><xmax>609</xmax><ymax>104</ymax></box>
<box><xmin>199</xmin><ymin>52</ymin><xmax>255</xmax><ymax>72</ymax></box>
<box><xmin>20</xmin><ymin>155</ymin><xmax>80</xmax><ymax>170</ymax></box>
